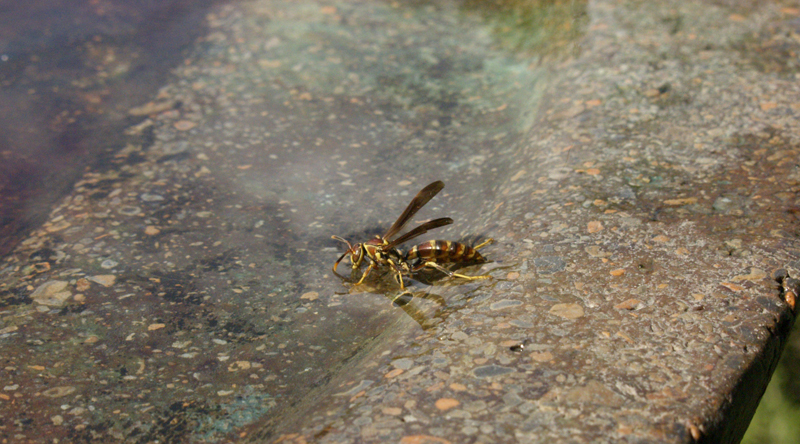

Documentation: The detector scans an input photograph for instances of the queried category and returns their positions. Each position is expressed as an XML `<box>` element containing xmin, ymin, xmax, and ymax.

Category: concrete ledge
<box><xmin>1</xmin><ymin>0</ymin><xmax>797</xmax><ymax>443</ymax></box>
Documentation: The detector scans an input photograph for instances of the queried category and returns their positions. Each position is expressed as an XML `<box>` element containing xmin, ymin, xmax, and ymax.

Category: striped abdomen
<box><xmin>404</xmin><ymin>240</ymin><xmax>486</xmax><ymax>266</ymax></box>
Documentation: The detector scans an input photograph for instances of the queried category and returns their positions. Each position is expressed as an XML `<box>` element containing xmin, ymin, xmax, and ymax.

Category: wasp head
<box><xmin>331</xmin><ymin>235</ymin><xmax>365</xmax><ymax>274</ymax></box>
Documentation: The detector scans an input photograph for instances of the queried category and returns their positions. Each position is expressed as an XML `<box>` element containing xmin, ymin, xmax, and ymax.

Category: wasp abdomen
<box><xmin>405</xmin><ymin>240</ymin><xmax>486</xmax><ymax>265</ymax></box>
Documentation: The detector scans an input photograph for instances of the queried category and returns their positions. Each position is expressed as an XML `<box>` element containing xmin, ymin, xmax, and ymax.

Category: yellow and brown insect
<box><xmin>332</xmin><ymin>181</ymin><xmax>493</xmax><ymax>289</ymax></box>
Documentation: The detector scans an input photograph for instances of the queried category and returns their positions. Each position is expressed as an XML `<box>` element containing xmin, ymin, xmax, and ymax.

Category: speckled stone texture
<box><xmin>1</xmin><ymin>0</ymin><xmax>798</xmax><ymax>443</ymax></box>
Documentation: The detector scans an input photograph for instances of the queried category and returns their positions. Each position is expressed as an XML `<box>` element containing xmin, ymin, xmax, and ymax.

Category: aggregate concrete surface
<box><xmin>1</xmin><ymin>0</ymin><xmax>799</xmax><ymax>443</ymax></box>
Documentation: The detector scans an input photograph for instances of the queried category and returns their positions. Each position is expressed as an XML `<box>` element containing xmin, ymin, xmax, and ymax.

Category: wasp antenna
<box><xmin>331</xmin><ymin>235</ymin><xmax>353</xmax><ymax>250</ymax></box>
<box><xmin>332</xmin><ymin>235</ymin><xmax>356</xmax><ymax>275</ymax></box>
<box><xmin>332</xmin><ymin>251</ymin><xmax>349</xmax><ymax>275</ymax></box>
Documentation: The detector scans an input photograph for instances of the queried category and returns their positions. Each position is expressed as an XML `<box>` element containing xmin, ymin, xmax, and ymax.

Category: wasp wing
<box><xmin>383</xmin><ymin>180</ymin><xmax>444</xmax><ymax>240</ymax></box>
<box><xmin>385</xmin><ymin>217</ymin><xmax>453</xmax><ymax>249</ymax></box>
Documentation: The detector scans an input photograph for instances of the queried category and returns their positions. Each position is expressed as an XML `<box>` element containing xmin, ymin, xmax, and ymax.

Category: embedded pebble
<box><xmin>549</xmin><ymin>303</ymin><xmax>585</xmax><ymax>319</ymax></box>
<box><xmin>228</xmin><ymin>361</ymin><xmax>251</xmax><ymax>371</ymax></box>
<box><xmin>100</xmin><ymin>259</ymin><xmax>119</xmax><ymax>269</ymax></box>
<box><xmin>585</xmin><ymin>245</ymin><xmax>611</xmax><ymax>258</ymax></box>
<box><xmin>530</xmin><ymin>351</ymin><xmax>554</xmax><ymax>362</ymax></box>
<box><xmin>300</xmin><ymin>291</ymin><xmax>319</xmax><ymax>301</ymax></box>
<box><xmin>89</xmin><ymin>275</ymin><xmax>117</xmax><ymax>287</ymax></box>
<box><xmin>473</xmin><ymin>365</ymin><xmax>515</xmax><ymax>378</ymax></box>
<box><xmin>144</xmin><ymin>226</ymin><xmax>161</xmax><ymax>235</ymax></box>
<box><xmin>731</xmin><ymin>268</ymin><xmax>767</xmax><ymax>282</ymax></box>
<box><xmin>45</xmin><ymin>220</ymin><xmax>71</xmax><ymax>233</ymax></box>
<box><xmin>384</xmin><ymin>368</ymin><xmax>404</xmax><ymax>379</ymax></box>
<box><xmin>117</xmin><ymin>206</ymin><xmax>142</xmax><ymax>216</ymax></box>
<box><xmin>128</xmin><ymin>100</ymin><xmax>175</xmax><ymax>116</ymax></box>
<box><xmin>382</xmin><ymin>407</ymin><xmax>402</xmax><ymax>416</ymax></box>
<box><xmin>614</xmin><ymin>299</ymin><xmax>641</xmax><ymax>310</ymax></box>
<box><xmin>587</xmin><ymin>221</ymin><xmax>604</xmax><ymax>233</ymax></box>
<box><xmin>0</xmin><ymin>325</ymin><xmax>19</xmax><ymax>334</ymax></box>
<box><xmin>489</xmin><ymin>299</ymin><xmax>523</xmax><ymax>311</ymax></box>
<box><xmin>174</xmin><ymin>120</ymin><xmax>197</xmax><ymax>131</ymax></box>
<box><xmin>140</xmin><ymin>193</ymin><xmax>165</xmax><ymax>202</ymax></box>
<box><xmin>84</xmin><ymin>335</ymin><xmax>100</xmax><ymax>344</ymax></box>
<box><xmin>42</xmin><ymin>386</ymin><xmax>76</xmax><ymax>398</ymax></box>
<box><xmin>451</xmin><ymin>331</ymin><xmax>469</xmax><ymax>341</ymax></box>
<box><xmin>75</xmin><ymin>278</ymin><xmax>91</xmax><ymax>291</ymax></box>
<box><xmin>663</xmin><ymin>197</ymin><xmax>697</xmax><ymax>206</ymax></box>
<box><xmin>435</xmin><ymin>398</ymin><xmax>460</xmax><ymax>410</ymax></box>
<box><xmin>391</xmin><ymin>358</ymin><xmax>415</xmax><ymax>370</ymax></box>
<box><xmin>30</xmin><ymin>280</ymin><xmax>68</xmax><ymax>297</ymax></box>
<box><xmin>30</xmin><ymin>280</ymin><xmax>71</xmax><ymax>306</ymax></box>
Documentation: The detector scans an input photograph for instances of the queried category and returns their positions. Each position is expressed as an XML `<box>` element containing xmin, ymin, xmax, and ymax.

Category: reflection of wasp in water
<box><xmin>332</xmin><ymin>181</ymin><xmax>493</xmax><ymax>289</ymax></box>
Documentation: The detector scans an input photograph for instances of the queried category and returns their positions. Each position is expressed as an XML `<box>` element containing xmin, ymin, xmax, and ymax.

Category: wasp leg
<box><xmin>356</xmin><ymin>262</ymin><xmax>376</xmax><ymax>285</ymax></box>
<box><xmin>395</xmin><ymin>270</ymin><xmax>406</xmax><ymax>289</ymax></box>
<box><xmin>474</xmin><ymin>238</ymin><xmax>494</xmax><ymax>250</ymax></box>
<box><xmin>420</xmin><ymin>261</ymin><xmax>491</xmax><ymax>281</ymax></box>
<box><xmin>387</xmin><ymin>259</ymin><xmax>406</xmax><ymax>290</ymax></box>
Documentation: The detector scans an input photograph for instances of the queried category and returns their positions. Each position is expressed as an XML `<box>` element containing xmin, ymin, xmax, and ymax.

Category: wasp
<box><xmin>332</xmin><ymin>181</ymin><xmax>493</xmax><ymax>289</ymax></box>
